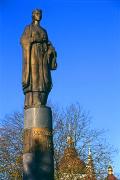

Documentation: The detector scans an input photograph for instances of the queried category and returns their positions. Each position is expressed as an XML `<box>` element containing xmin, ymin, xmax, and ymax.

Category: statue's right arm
<box><xmin>21</xmin><ymin>26</ymin><xmax>32</xmax><ymax>90</ymax></box>
<box><xmin>20</xmin><ymin>25</ymin><xmax>33</xmax><ymax>46</ymax></box>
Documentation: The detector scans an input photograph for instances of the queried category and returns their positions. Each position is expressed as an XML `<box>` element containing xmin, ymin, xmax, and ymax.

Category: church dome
<box><xmin>105</xmin><ymin>166</ymin><xmax>117</xmax><ymax>180</ymax></box>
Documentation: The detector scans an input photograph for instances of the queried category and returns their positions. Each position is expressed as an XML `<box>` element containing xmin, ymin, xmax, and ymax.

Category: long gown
<box><xmin>21</xmin><ymin>23</ymin><xmax>56</xmax><ymax>95</ymax></box>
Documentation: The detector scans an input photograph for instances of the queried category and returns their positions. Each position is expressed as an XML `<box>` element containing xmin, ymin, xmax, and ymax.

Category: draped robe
<box><xmin>21</xmin><ymin>24</ymin><xmax>57</xmax><ymax>95</ymax></box>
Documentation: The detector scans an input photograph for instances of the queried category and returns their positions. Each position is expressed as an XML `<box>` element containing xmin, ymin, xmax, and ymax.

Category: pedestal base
<box><xmin>23</xmin><ymin>107</ymin><xmax>54</xmax><ymax>180</ymax></box>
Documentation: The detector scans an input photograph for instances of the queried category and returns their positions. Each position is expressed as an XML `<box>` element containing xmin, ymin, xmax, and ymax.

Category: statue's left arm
<box><xmin>42</xmin><ymin>28</ymin><xmax>57</xmax><ymax>70</ymax></box>
<box><xmin>47</xmin><ymin>41</ymin><xmax>57</xmax><ymax>70</ymax></box>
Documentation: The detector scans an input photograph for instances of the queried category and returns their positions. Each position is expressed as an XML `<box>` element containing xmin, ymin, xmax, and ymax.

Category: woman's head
<box><xmin>32</xmin><ymin>9</ymin><xmax>42</xmax><ymax>22</ymax></box>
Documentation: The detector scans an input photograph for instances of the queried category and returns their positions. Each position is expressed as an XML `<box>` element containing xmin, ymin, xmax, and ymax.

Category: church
<box><xmin>57</xmin><ymin>135</ymin><xmax>117</xmax><ymax>180</ymax></box>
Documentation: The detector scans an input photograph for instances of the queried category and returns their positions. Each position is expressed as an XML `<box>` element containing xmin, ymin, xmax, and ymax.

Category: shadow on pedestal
<box><xmin>23</xmin><ymin>139</ymin><xmax>54</xmax><ymax>180</ymax></box>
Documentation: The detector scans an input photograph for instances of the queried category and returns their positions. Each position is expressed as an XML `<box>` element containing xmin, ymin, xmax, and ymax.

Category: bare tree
<box><xmin>0</xmin><ymin>112</ymin><xmax>23</xmax><ymax>179</ymax></box>
<box><xmin>52</xmin><ymin>103</ymin><xmax>116</xmax><ymax>179</ymax></box>
<box><xmin>0</xmin><ymin>103</ymin><xmax>117</xmax><ymax>179</ymax></box>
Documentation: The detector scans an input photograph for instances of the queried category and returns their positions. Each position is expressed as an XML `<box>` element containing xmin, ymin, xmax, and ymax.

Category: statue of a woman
<box><xmin>21</xmin><ymin>9</ymin><xmax>57</xmax><ymax>109</ymax></box>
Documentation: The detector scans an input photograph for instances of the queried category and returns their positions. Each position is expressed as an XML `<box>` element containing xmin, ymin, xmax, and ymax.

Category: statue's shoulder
<box><xmin>22</xmin><ymin>24</ymin><xmax>34</xmax><ymax>37</ymax></box>
<box><xmin>21</xmin><ymin>24</ymin><xmax>32</xmax><ymax>44</ymax></box>
<box><xmin>40</xmin><ymin>26</ymin><xmax>48</xmax><ymax>35</ymax></box>
<box><xmin>24</xmin><ymin>24</ymin><xmax>32</xmax><ymax>31</ymax></box>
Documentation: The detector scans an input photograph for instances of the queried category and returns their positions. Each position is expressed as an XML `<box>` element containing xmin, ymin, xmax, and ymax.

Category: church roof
<box><xmin>106</xmin><ymin>174</ymin><xmax>117</xmax><ymax>180</ymax></box>
<box><xmin>86</xmin><ymin>147</ymin><xmax>96</xmax><ymax>180</ymax></box>
<box><xmin>58</xmin><ymin>136</ymin><xmax>86</xmax><ymax>174</ymax></box>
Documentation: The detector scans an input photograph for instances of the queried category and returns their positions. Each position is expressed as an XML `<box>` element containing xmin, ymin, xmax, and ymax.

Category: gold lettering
<box><xmin>23</xmin><ymin>128</ymin><xmax>53</xmax><ymax>153</ymax></box>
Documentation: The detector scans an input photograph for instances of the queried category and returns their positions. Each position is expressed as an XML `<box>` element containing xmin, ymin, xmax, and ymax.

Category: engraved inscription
<box><xmin>24</xmin><ymin>128</ymin><xmax>53</xmax><ymax>153</ymax></box>
<box><xmin>33</xmin><ymin>128</ymin><xmax>52</xmax><ymax>136</ymax></box>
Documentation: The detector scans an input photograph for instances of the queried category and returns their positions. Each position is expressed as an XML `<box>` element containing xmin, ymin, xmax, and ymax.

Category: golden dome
<box><xmin>108</xmin><ymin>166</ymin><xmax>113</xmax><ymax>175</ymax></box>
<box><xmin>105</xmin><ymin>166</ymin><xmax>117</xmax><ymax>180</ymax></box>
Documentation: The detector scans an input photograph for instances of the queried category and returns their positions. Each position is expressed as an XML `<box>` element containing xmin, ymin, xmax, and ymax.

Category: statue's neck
<box><xmin>33</xmin><ymin>20</ymin><xmax>40</xmax><ymax>26</ymax></box>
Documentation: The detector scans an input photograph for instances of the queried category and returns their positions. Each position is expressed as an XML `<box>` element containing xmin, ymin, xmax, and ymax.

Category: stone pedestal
<box><xmin>23</xmin><ymin>107</ymin><xmax>54</xmax><ymax>180</ymax></box>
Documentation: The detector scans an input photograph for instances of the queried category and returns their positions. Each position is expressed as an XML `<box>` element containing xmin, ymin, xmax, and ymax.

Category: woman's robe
<box><xmin>21</xmin><ymin>24</ymin><xmax>57</xmax><ymax>95</ymax></box>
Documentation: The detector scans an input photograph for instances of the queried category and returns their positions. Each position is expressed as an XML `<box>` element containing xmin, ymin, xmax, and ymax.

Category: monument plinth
<box><xmin>21</xmin><ymin>9</ymin><xmax>57</xmax><ymax>180</ymax></box>
<box><xmin>23</xmin><ymin>107</ymin><xmax>54</xmax><ymax>180</ymax></box>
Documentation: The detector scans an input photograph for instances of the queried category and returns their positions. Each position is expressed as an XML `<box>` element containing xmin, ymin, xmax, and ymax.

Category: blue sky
<box><xmin>0</xmin><ymin>0</ymin><xmax>120</xmax><ymax>174</ymax></box>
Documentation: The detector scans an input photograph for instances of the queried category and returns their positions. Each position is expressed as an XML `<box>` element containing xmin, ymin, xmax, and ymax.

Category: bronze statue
<box><xmin>21</xmin><ymin>9</ymin><xmax>57</xmax><ymax>108</ymax></box>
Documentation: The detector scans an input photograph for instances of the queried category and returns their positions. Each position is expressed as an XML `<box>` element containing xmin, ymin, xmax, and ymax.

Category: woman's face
<box><xmin>33</xmin><ymin>11</ymin><xmax>42</xmax><ymax>21</ymax></box>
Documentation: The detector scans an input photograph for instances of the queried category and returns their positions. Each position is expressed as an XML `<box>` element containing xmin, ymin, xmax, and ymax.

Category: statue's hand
<box><xmin>22</xmin><ymin>77</ymin><xmax>29</xmax><ymax>89</ymax></box>
<box><xmin>22</xmin><ymin>81</ymin><xmax>27</xmax><ymax>89</ymax></box>
<box><xmin>47</xmin><ymin>49</ymin><xmax>57</xmax><ymax>70</ymax></box>
<box><xmin>53</xmin><ymin>61</ymin><xmax>57</xmax><ymax>70</ymax></box>
<box><xmin>48</xmin><ymin>47</ymin><xmax>56</xmax><ymax>56</ymax></box>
